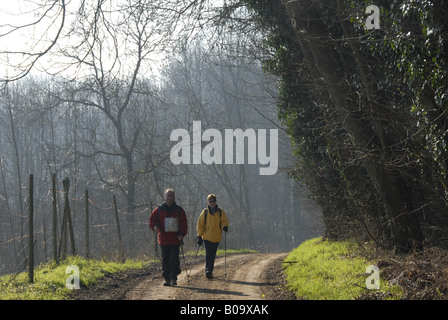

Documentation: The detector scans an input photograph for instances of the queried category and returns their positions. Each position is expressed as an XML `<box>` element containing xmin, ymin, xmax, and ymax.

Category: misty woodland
<box><xmin>0</xmin><ymin>0</ymin><xmax>447</xmax><ymax>278</ymax></box>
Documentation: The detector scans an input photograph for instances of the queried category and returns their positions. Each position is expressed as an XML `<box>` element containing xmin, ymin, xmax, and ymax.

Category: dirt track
<box><xmin>126</xmin><ymin>253</ymin><xmax>289</xmax><ymax>300</ymax></box>
<box><xmin>70</xmin><ymin>252</ymin><xmax>297</xmax><ymax>300</ymax></box>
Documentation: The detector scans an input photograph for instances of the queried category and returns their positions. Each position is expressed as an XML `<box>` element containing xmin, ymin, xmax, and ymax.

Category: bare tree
<box><xmin>0</xmin><ymin>0</ymin><xmax>66</xmax><ymax>83</ymax></box>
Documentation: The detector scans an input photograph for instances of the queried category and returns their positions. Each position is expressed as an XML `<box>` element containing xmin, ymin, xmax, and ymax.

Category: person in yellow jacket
<box><xmin>196</xmin><ymin>194</ymin><xmax>229</xmax><ymax>279</ymax></box>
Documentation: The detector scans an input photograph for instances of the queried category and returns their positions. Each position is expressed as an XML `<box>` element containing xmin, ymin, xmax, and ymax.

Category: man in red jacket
<box><xmin>149</xmin><ymin>188</ymin><xmax>188</xmax><ymax>286</ymax></box>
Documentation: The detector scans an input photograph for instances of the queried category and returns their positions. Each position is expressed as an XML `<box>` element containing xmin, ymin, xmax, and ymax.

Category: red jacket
<box><xmin>149</xmin><ymin>202</ymin><xmax>187</xmax><ymax>245</ymax></box>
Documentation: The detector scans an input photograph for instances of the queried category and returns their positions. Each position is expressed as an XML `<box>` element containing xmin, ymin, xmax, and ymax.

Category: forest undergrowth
<box><xmin>284</xmin><ymin>237</ymin><xmax>448</xmax><ymax>300</ymax></box>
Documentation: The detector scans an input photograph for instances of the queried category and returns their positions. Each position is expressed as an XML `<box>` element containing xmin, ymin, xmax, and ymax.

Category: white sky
<box><xmin>0</xmin><ymin>0</ymin><xmax>181</xmax><ymax>81</ymax></box>
<box><xmin>0</xmin><ymin>0</ymin><xmax>226</xmax><ymax>82</ymax></box>
<box><xmin>0</xmin><ymin>1</ymin><xmax>72</xmax><ymax>80</ymax></box>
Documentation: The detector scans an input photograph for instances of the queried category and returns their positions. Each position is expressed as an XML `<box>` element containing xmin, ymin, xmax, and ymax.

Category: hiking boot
<box><xmin>205</xmin><ymin>271</ymin><xmax>213</xmax><ymax>279</ymax></box>
<box><xmin>170</xmin><ymin>279</ymin><xmax>177</xmax><ymax>286</ymax></box>
<box><xmin>163</xmin><ymin>280</ymin><xmax>171</xmax><ymax>286</ymax></box>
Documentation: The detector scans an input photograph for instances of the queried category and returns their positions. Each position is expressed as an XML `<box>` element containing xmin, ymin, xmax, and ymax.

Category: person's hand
<box><xmin>154</xmin><ymin>225</ymin><xmax>159</xmax><ymax>233</ymax></box>
<box><xmin>223</xmin><ymin>226</ymin><xmax>228</xmax><ymax>232</ymax></box>
<box><xmin>177</xmin><ymin>234</ymin><xmax>183</xmax><ymax>241</ymax></box>
<box><xmin>197</xmin><ymin>236</ymin><xmax>203</xmax><ymax>246</ymax></box>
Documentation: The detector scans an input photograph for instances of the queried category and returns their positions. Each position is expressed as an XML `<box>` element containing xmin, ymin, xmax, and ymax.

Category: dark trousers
<box><xmin>204</xmin><ymin>240</ymin><xmax>220</xmax><ymax>273</ymax></box>
<box><xmin>160</xmin><ymin>245</ymin><xmax>181</xmax><ymax>281</ymax></box>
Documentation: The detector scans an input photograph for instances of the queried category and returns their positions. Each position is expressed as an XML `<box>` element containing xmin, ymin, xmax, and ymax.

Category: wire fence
<box><xmin>0</xmin><ymin>174</ymin><xmax>162</xmax><ymax>279</ymax></box>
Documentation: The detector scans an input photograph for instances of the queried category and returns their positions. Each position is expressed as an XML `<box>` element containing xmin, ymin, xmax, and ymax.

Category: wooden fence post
<box><xmin>58</xmin><ymin>197</ymin><xmax>68</xmax><ymax>260</ymax></box>
<box><xmin>43</xmin><ymin>218</ymin><xmax>48</xmax><ymax>261</ymax></box>
<box><xmin>28</xmin><ymin>174</ymin><xmax>34</xmax><ymax>283</ymax></box>
<box><xmin>85</xmin><ymin>189</ymin><xmax>90</xmax><ymax>259</ymax></box>
<box><xmin>58</xmin><ymin>177</ymin><xmax>76</xmax><ymax>259</ymax></box>
<box><xmin>113</xmin><ymin>195</ymin><xmax>124</xmax><ymax>262</ymax></box>
<box><xmin>63</xmin><ymin>177</ymin><xmax>76</xmax><ymax>256</ymax></box>
<box><xmin>52</xmin><ymin>173</ymin><xmax>58</xmax><ymax>262</ymax></box>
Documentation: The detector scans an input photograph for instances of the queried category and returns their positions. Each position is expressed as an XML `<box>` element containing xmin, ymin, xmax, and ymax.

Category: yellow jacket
<box><xmin>197</xmin><ymin>207</ymin><xmax>229</xmax><ymax>243</ymax></box>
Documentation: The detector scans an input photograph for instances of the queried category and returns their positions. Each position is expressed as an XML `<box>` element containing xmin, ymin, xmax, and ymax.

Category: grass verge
<box><xmin>0</xmin><ymin>256</ymin><xmax>153</xmax><ymax>300</ymax></box>
<box><xmin>283</xmin><ymin>237</ymin><xmax>403</xmax><ymax>300</ymax></box>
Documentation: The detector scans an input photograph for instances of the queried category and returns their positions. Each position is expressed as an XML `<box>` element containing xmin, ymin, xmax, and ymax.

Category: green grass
<box><xmin>0</xmin><ymin>256</ymin><xmax>154</xmax><ymax>300</ymax></box>
<box><xmin>283</xmin><ymin>237</ymin><xmax>403</xmax><ymax>300</ymax></box>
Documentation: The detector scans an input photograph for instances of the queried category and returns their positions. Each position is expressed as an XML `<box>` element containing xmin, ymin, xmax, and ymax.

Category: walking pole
<box><xmin>184</xmin><ymin>242</ymin><xmax>202</xmax><ymax>283</ymax></box>
<box><xmin>193</xmin><ymin>243</ymin><xmax>201</xmax><ymax>263</ymax></box>
<box><xmin>154</xmin><ymin>230</ymin><xmax>159</xmax><ymax>260</ymax></box>
<box><xmin>180</xmin><ymin>241</ymin><xmax>191</xmax><ymax>283</ymax></box>
<box><xmin>152</xmin><ymin>228</ymin><xmax>161</xmax><ymax>282</ymax></box>
<box><xmin>224</xmin><ymin>230</ymin><xmax>227</xmax><ymax>278</ymax></box>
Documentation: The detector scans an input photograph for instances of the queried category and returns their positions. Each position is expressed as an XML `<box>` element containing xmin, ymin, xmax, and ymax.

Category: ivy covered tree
<box><xmin>240</xmin><ymin>0</ymin><xmax>447</xmax><ymax>253</ymax></box>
